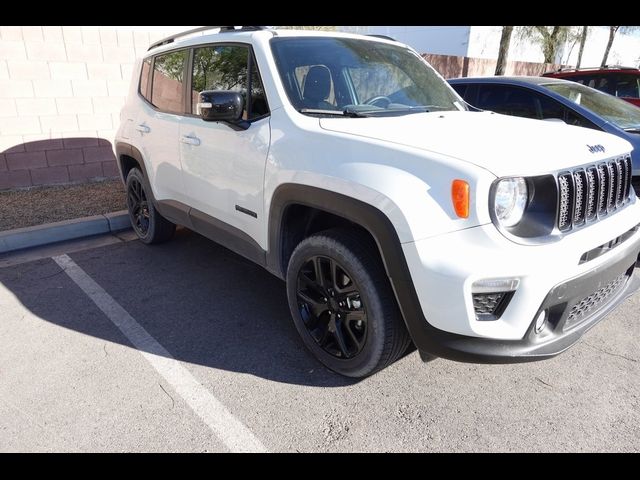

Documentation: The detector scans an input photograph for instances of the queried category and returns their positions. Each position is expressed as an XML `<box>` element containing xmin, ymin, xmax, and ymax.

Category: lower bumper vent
<box><xmin>472</xmin><ymin>291</ymin><xmax>514</xmax><ymax>321</ymax></box>
<box><xmin>564</xmin><ymin>273</ymin><xmax>627</xmax><ymax>330</ymax></box>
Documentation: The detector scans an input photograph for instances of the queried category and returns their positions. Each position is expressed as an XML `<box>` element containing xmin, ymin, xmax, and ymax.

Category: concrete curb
<box><xmin>0</xmin><ymin>210</ymin><xmax>131</xmax><ymax>254</ymax></box>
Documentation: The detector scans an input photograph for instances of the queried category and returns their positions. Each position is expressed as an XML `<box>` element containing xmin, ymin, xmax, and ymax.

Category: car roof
<box><xmin>145</xmin><ymin>27</ymin><xmax>402</xmax><ymax>58</ymax></box>
<box><xmin>545</xmin><ymin>66</ymin><xmax>640</xmax><ymax>75</ymax></box>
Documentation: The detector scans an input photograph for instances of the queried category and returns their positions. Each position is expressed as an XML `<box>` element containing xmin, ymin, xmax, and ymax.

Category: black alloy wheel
<box><xmin>127</xmin><ymin>176</ymin><xmax>150</xmax><ymax>237</ymax></box>
<box><xmin>125</xmin><ymin>167</ymin><xmax>175</xmax><ymax>244</ymax></box>
<box><xmin>286</xmin><ymin>229</ymin><xmax>411</xmax><ymax>378</ymax></box>
<box><xmin>296</xmin><ymin>255</ymin><xmax>367</xmax><ymax>359</ymax></box>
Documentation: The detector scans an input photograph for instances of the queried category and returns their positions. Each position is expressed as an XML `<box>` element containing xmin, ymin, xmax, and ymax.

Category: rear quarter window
<box><xmin>139</xmin><ymin>58</ymin><xmax>151</xmax><ymax>101</ymax></box>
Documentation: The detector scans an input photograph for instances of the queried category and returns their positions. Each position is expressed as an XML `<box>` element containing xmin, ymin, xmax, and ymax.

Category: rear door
<box><xmin>135</xmin><ymin>49</ymin><xmax>189</xmax><ymax>204</ymax></box>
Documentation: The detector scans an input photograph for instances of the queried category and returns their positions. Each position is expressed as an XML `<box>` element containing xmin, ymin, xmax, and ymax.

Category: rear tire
<box><xmin>286</xmin><ymin>228</ymin><xmax>411</xmax><ymax>378</ymax></box>
<box><xmin>125</xmin><ymin>168</ymin><xmax>175</xmax><ymax>244</ymax></box>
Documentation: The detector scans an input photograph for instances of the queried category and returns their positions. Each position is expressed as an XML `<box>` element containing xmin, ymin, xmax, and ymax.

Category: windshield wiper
<box><xmin>300</xmin><ymin>105</ymin><xmax>451</xmax><ymax>118</ymax></box>
<box><xmin>342</xmin><ymin>105</ymin><xmax>432</xmax><ymax>117</ymax></box>
<box><xmin>623</xmin><ymin>127</ymin><xmax>640</xmax><ymax>133</ymax></box>
<box><xmin>299</xmin><ymin>108</ymin><xmax>368</xmax><ymax>118</ymax></box>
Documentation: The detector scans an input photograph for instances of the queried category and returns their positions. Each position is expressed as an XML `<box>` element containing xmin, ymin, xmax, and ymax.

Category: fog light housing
<box><xmin>471</xmin><ymin>277</ymin><xmax>519</xmax><ymax>321</ymax></box>
<box><xmin>534</xmin><ymin>311</ymin><xmax>547</xmax><ymax>334</ymax></box>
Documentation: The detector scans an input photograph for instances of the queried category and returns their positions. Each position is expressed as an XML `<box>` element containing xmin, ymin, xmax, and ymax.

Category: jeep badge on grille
<box><xmin>587</xmin><ymin>144</ymin><xmax>606</xmax><ymax>153</ymax></box>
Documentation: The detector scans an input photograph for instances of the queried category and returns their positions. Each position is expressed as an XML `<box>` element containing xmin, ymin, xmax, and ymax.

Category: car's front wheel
<box><xmin>125</xmin><ymin>168</ymin><xmax>175</xmax><ymax>244</ymax></box>
<box><xmin>286</xmin><ymin>228</ymin><xmax>411</xmax><ymax>378</ymax></box>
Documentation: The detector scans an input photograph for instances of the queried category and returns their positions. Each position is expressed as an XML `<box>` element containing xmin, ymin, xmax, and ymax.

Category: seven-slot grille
<box><xmin>557</xmin><ymin>155</ymin><xmax>632</xmax><ymax>232</ymax></box>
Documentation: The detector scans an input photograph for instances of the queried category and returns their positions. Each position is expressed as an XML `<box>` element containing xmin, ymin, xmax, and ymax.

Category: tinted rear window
<box><xmin>151</xmin><ymin>50</ymin><xmax>187</xmax><ymax>114</ymax></box>
<box><xmin>139</xmin><ymin>58</ymin><xmax>151</xmax><ymax>101</ymax></box>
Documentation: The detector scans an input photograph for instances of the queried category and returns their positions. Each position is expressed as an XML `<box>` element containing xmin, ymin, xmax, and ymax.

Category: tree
<box><xmin>601</xmin><ymin>26</ymin><xmax>621</xmax><ymax>67</ymax></box>
<box><xmin>536</xmin><ymin>26</ymin><xmax>571</xmax><ymax>64</ymax></box>
<box><xmin>600</xmin><ymin>26</ymin><xmax>640</xmax><ymax>67</ymax></box>
<box><xmin>495</xmin><ymin>26</ymin><xmax>514</xmax><ymax>76</ymax></box>
<box><xmin>576</xmin><ymin>26</ymin><xmax>588</xmax><ymax>68</ymax></box>
<box><xmin>518</xmin><ymin>26</ymin><xmax>573</xmax><ymax>64</ymax></box>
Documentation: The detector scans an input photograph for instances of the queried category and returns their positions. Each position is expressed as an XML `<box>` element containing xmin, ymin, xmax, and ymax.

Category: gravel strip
<box><xmin>0</xmin><ymin>180</ymin><xmax>126</xmax><ymax>231</ymax></box>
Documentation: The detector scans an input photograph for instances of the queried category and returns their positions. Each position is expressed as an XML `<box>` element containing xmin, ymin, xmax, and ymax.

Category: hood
<box><xmin>320</xmin><ymin>111</ymin><xmax>633</xmax><ymax>177</ymax></box>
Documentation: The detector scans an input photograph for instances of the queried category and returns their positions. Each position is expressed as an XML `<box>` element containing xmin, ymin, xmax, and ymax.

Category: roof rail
<box><xmin>544</xmin><ymin>64</ymin><xmax>639</xmax><ymax>75</ymax></box>
<box><xmin>602</xmin><ymin>64</ymin><xmax>637</xmax><ymax>70</ymax></box>
<box><xmin>367</xmin><ymin>34</ymin><xmax>396</xmax><ymax>41</ymax></box>
<box><xmin>148</xmin><ymin>26</ymin><xmax>268</xmax><ymax>51</ymax></box>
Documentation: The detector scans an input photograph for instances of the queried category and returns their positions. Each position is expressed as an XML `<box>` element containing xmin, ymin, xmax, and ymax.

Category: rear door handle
<box><xmin>135</xmin><ymin>124</ymin><xmax>150</xmax><ymax>134</ymax></box>
<box><xmin>180</xmin><ymin>135</ymin><xmax>201</xmax><ymax>146</ymax></box>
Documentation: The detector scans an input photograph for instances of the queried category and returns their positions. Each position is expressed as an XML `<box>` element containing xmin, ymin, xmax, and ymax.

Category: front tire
<box><xmin>125</xmin><ymin>168</ymin><xmax>175</xmax><ymax>244</ymax></box>
<box><xmin>286</xmin><ymin>228</ymin><xmax>411</xmax><ymax>378</ymax></box>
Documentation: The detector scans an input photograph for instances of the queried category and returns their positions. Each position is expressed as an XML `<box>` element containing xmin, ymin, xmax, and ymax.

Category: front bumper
<box><xmin>397</xmin><ymin>200</ymin><xmax>640</xmax><ymax>363</ymax></box>
<box><xmin>414</xmin><ymin>244</ymin><xmax>640</xmax><ymax>363</ymax></box>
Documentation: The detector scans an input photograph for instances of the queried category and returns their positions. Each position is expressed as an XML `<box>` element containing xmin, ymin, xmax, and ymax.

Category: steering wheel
<box><xmin>364</xmin><ymin>95</ymin><xmax>392</xmax><ymax>108</ymax></box>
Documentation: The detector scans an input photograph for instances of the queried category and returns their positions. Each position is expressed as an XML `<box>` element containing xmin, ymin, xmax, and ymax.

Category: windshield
<box><xmin>544</xmin><ymin>82</ymin><xmax>640</xmax><ymax>131</ymax></box>
<box><xmin>270</xmin><ymin>36</ymin><xmax>465</xmax><ymax>116</ymax></box>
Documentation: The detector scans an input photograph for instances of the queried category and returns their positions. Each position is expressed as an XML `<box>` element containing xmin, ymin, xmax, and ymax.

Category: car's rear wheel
<box><xmin>286</xmin><ymin>228</ymin><xmax>411</xmax><ymax>378</ymax></box>
<box><xmin>125</xmin><ymin>168</ymin><xmax>175</xmax><ymax>244</ymax></box>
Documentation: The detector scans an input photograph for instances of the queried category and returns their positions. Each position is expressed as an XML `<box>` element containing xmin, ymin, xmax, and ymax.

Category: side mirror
<box><xmin>197</xmin><ymin>90</ymin><xmax>249</xmax><ymax>130</ymax></box>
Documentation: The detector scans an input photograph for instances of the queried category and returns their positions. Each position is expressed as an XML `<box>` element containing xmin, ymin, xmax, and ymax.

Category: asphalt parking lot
<box><xmin>0</xmin><ymin>228</ymin><xmax>638</xmax><ymax>452</ymax></box>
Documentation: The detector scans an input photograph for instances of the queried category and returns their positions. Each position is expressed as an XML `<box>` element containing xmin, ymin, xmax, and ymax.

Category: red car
<box><xmin>542</xmin><ymin>66</ymin><xmax>640</xmax><ymax>107</ymax></box>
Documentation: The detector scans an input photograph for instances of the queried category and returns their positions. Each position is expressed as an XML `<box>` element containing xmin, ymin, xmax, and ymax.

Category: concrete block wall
<box><xmin>0</xmin><ymin>26</ymin><xmax>194</xmax><ymax>190</ymax></box>
<box><xmin>423</xmin><ymin>53</ymin><xmax>562</xmax><ymax>81</ymax></box>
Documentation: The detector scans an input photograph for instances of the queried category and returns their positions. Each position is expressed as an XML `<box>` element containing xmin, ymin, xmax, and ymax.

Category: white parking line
<box><xmin>52</xmin><ymin>254</ymin><xmax>267</xmax><ymax>453</ymax></box>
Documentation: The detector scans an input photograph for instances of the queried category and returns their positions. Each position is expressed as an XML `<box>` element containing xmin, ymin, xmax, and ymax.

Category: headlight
<box><xmin>494</xmin><ymin>177</ymin><xmax>527</xmax><ymax>227</ymax></box>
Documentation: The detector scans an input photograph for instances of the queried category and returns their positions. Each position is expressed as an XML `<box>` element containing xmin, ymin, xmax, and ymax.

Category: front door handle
<box><xmin>180</xmin><ymin>135</ymin><xmax>201</xmax><ymax>146</ymax></box>
<box><xmin>135</xmin><ymin>124</ymin><xmax>150</xmax><ymax>134</ymax></box>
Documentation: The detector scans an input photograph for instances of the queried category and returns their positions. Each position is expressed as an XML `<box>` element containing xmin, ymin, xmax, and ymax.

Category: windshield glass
<box><xmin>270</xmin><ymin>36</ymin><xmax>465</xmax><ymax>116</ymax></box>
<box><xmin>544</xmin><ymin>81</ymin><xmax>640</xmax><ymax>130</ymax></box>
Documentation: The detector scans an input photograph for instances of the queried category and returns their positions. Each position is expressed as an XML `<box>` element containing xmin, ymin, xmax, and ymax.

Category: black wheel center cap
<box><xmin>328</xmin><ymin>298</ymin><xmax>339</xmax><ymax>311</ymax></box>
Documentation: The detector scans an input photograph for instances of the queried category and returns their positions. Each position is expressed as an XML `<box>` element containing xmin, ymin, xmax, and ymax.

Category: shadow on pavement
<box><xmin>0</xmin><ymin>228</ymin><xmax>363</xmax><ymax>388</ymax></box>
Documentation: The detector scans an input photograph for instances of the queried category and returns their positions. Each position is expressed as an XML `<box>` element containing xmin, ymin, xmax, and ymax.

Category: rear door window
<box><xmin>151</xmin><ymin>49</ymin><xmax>188</xmax><ymax>114</ymax></box>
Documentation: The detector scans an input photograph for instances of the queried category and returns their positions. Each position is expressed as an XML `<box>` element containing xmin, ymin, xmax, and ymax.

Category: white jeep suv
<box><xmin>115</xmin><ymin>26</ymin><xmax>640</xmax><ymax>377</ymax></box>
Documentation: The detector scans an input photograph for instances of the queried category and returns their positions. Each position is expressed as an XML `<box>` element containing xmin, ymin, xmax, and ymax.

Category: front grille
<box><xmin>564</xmin><ymin>273</ymin><xmax>627</xmax><ymax>330</ymax></box>
<box><xmin>557</xmin><ymin>155</ymin><xmax>632</xmax><ymax>232</ymax></box>
<box><xmin>585</xmin><ymin>167</ymin><xmax>597</xmax><ymax>220</ymax></box>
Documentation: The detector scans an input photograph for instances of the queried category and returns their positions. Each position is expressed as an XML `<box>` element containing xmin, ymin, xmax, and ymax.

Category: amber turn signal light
<box><xmin>451</xmin><ymin>179</ymin><xmax>469</xmax><ymax>218</ymax></box>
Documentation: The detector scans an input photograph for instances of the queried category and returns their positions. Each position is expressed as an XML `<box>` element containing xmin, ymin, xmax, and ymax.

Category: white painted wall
<box><xmin>562</xmin><ymin>27</ymin><xmax>640</xmax><ymax>67</ymax></box>
<box><xmin>339</xmin><ymin>26</ymin><xmax>640</xmax><ymax>68</ymax></box>
<box><xmin>338</xmin><ymin>26</ymin><xmax>471</xmax><ymax>57</ymax></box>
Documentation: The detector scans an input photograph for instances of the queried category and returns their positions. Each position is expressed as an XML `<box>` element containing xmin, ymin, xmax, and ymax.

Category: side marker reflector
<box><xmin>452</xmin><ymin>179</ymin><xmax>470</xmax><ymax>218</ymax></box>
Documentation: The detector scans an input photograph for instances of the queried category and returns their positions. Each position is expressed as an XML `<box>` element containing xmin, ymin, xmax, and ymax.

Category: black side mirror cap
<box><xmin>197</xmin><ymin>90</ymin><xmax>249</xmax><ymax>130</ymax></box>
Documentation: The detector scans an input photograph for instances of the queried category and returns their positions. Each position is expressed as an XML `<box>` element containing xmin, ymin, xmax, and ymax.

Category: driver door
<box><xmin>179</xmin><ymin>44</ymin><xmax>271</xmax><ymax>248</ymax></box>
